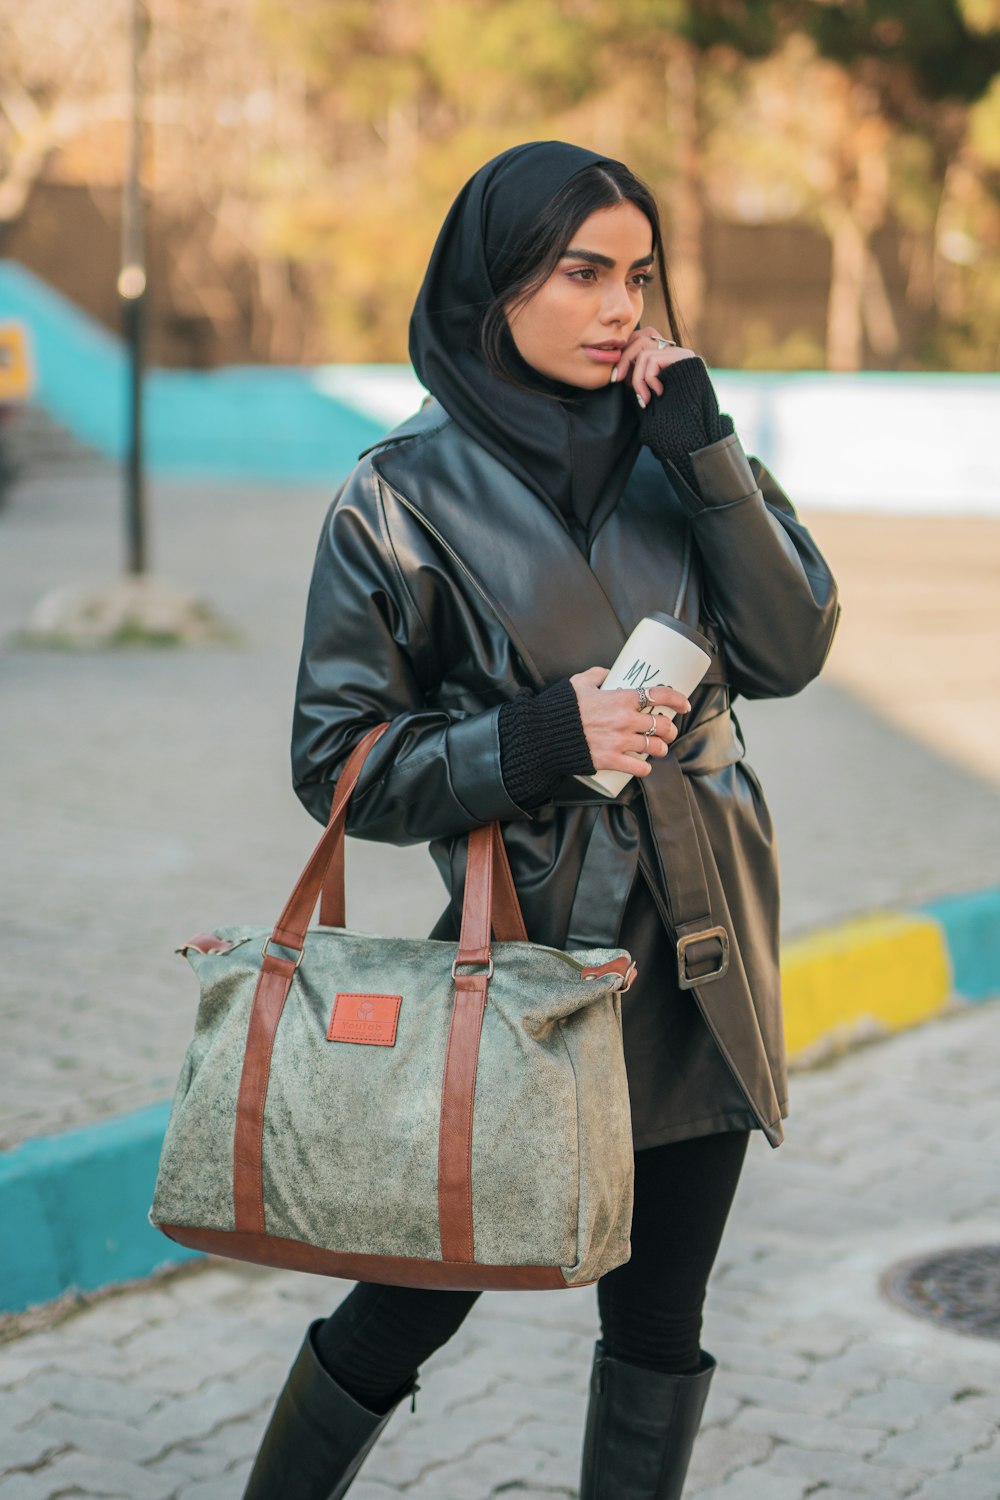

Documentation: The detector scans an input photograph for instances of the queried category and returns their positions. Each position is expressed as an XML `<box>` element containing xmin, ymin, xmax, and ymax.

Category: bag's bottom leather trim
<box><xmin>155</xmin><ymin>1223</ymin><xmax>588</xmax><ymax>1291</ymax></box>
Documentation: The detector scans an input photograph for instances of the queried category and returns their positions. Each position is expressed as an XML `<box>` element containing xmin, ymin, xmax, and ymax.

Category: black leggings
<box><xmin>314</xmin><ymin>1129</ymin><xmax>749</xmax><ymax>1412</ymax></box>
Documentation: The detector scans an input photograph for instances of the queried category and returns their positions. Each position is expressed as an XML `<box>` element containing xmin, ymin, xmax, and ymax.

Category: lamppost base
<box><xmin>15</xmin><ymin>575</ymin><xmax>239</xmax><ymax>649</ymax></box>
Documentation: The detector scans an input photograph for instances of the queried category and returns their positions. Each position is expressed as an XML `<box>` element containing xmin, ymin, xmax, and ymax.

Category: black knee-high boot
<box><xmin>579</xmin><ymin>1339</ymin><xmax>716</xmax><ymax>1500</ymax></box>
<box><xmin>241</xmin><ymin>1319</ymin><xmax>418</xmax><ymax>1500</ymax></box>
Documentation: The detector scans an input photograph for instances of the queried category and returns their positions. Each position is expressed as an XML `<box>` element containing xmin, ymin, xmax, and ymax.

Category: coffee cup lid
<box><xmin>644</xmin><ymin>612</ymin><xmax>716</xmax><ymax>657</ymax></box>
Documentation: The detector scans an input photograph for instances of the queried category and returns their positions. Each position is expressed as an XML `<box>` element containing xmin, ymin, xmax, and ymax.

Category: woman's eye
<box><xmin>565</xmin><ymin>268</ymin><xmax>652</xmax><ymax>288</ymax></box>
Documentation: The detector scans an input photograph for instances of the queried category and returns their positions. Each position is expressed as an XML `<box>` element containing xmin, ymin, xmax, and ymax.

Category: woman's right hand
<box><xmin>569</xmin><ymin>666</ymin><xmax>690</xmax><ymax>777</ymax></box>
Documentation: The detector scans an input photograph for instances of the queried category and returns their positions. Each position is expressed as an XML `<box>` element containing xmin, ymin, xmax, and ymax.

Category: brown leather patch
<box><xmin>327</xmin><ymin>993</ymin><xmax>401</xmax><ymax>1046</ymax></box>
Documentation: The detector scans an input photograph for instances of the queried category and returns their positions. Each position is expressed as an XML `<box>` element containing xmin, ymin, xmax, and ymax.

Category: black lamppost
<box><xmin>118</xmin><ymin>0</ymin><xmax>149</xmax><ymax>576</ymax></box>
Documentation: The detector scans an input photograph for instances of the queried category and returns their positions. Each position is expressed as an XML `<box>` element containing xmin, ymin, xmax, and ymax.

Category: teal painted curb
<box><xmin>2</xmin><ymin>883</ymin><xmax>998</xmax><ymax>1316</ymax></box>
<box><xmin>917</xmin><ymin>885</ymin><xmax>1000</xmax><ymax>1003</ymax></box>
<box><xmin>0</xmin><ymin>1103</ymin><xmax>200</xmax><ymax>1316</ymax></box>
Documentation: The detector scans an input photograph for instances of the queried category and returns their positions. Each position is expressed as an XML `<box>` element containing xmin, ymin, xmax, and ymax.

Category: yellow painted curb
<box><xmin>781</xmin><ymin>911</ymin><xmax>952</xmax><ymax>1064</ymax></box>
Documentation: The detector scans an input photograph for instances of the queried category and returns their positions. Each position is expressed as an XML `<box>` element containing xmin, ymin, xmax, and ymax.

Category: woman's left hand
<box><xmin>611</xmin><ymin>327</ymin><xmax>699</xmax><ymax>408</ymax></box>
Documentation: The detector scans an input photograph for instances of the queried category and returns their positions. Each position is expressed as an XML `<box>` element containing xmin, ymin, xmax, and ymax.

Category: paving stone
<box><xmin>716</xmin><ymin>1340</ymin><xmax>812</xmax><ymax>1381</ymax></box>
<box><xmin>0</xmin><ymin>1477</ymin><xmax>63</xmax><ymax>1500</ymax></box>
<box><xmin>1</xmin><ymin>1449</ymin><xmax>180</xmax><ymax>1499</ymax></box>
<box><xmin>1</xmin><ymin>1374</ymin><xmax>160</xmax><ymax>1416</ymax></box>
<box><xmin>908</xmin><ymin>1477</ymin><xmax>999</xmax><ymax>1500</ymax></box>
<box><xmin>167</xmin><ymin>1414</ymin><xmax>271</xmax><ymax>1470</ymax></box>
<box><xmin>871</xmin><ymin>1415</ymin><xmax>995</xmax><ymax>1473</ymax></box>
<box><xmin>702</xmin><ymin>1388</ymin><xmax>742</xmax><ymax>1428</ymax></box>
<box><xmin>174</xmin><ymin>1464</ymin><xmax>254</xmax><ymax>1500</ymax></box>
<box><xmin>0</xmin><ymin>1389</ymin><xmax>58</xmax><ymax>1438</ymax></box>
<box><xmin>9</xmin><ymin>1407</ymin><xmax>160</xmax><ymax>1467</ymax></box>
<box><xmin>838</xmin><ymin>1376</ymin><xmax>965</xmax><ymax>1431</ymax></box>
<box><xmin>731</xmin><ymin>1405</ymin><xmax>886</xmax><ymax>1456</ymax></box>
<box><xmin>907</xmin><ymin>1447</ymin><xmax>1000</xmax><ymax>1500</ymax></box>
<box><xmin>450</xmin><ymin>1381</ymin><xmax>585</xmax><ymax>1426</ymax></box>
<box><xmin>394</xmin><ymin>1438</ymin><xmax>553</xmax><ymax>1499</ymax></box>
<box><xmin>135</xmin><ymin>1383</ymin><xmax>274</xmax><ymax>1454</ymax></box>
<box><xmin>721</xmin><ymin>1370</ymin><xmax>848</xmax><ymax>1416</ymax></box>
<box><xmin>484</xmin><ymin>1492</ymin><xmax>575</xmax><ymax>1500</ymax></box>
<box><xmin>0</xmin><ymin>1427</ymin><xmax>71</xmax><ymax>1479</ymax></box>
<box><xmin>781</xmin><ymin>1322</ymin><xmax>858</xmax><ymax>1361</ymax></box>
<box><xmin>142</xmin><ymin>1441</ymin><xmax>239</xmax><ymax>1485</ymax></box>
<box><xmin>350</xmin><ymin>1484</ymin><xmax>406</xmax><ymax>1500</ymax></box>
<box><xmin>686</xmin><ymin>1427</ymin><xmax>773</xmax><ymax>1490</ymax></box>
<box><xmin>365</xmin><ymin>1405</ymin><xmax>533</xmax><ymax>1486</ymax></box>
<box><xmin>688</xmin><ymin>1467</ymin><xmax>810</xmax><ymax>1500</ymax></box>
<box><xmin>767</xmin><ymin>1441</ymin><xmax>926</xmax><ymax>1495</ymax></box>
<box><xmin>812</xmin><ymin>1341</ymin><xmax>929</xmax><ymax>1394</ymax></box>
<box><xmin>786</xmin><ymin>1491</ymin><xmax>878</xmax><ymax>1500</ymax></box>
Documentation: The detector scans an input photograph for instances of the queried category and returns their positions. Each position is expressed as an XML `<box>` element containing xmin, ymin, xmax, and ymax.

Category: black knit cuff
<box><xmin>498</xmin><ymin>677</ymin><xmax>595</xmax><ymax>810</ymax></box>
<box><xmin>639</xmin><ymin>356</ymin><xmax>735</xmax><ymax>494</ymax></box>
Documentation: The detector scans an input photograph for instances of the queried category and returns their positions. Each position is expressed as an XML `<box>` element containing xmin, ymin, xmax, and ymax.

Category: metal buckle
<box><xmin>676</xmin><ymin>927</ymin><xmax>729</xmax><ymax>990</ymax></box>
<box><xmin>261</xmin><ymin>936</ymin><xmax>305</xmax><ymax>971</ymax></box>
<box><xmin>451</xmin><ymin>956</ymin><xmax>494</xmax><ymax>980</ymax></box>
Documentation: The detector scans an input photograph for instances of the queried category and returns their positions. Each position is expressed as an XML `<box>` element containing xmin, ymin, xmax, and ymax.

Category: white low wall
<box><xmin>315</xmin><ymin>365</ymin><xmax>1000</xmax><ymax>516</ymax></box>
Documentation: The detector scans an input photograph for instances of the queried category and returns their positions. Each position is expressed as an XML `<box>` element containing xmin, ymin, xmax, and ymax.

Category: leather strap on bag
<box><xmin>232</xmin><ymin>722</ymin><xmax>534</xmax><ymax>1247</ymax></box>
<box><xmin>233</xmin><ymin>721</ymin><xmax>391</xmax><ymax>1232</ymax></box>
<box><xmin>438</xmin><ymin>823</ymin><xmax>494</xmax><ymax>1262</ymax></box>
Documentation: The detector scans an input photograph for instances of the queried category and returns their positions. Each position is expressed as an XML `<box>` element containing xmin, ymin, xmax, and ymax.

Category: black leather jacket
<box><xmin>291</xmin><ymin>398</ymin><xmax>841</xmax><ymax>1145</ymax></box>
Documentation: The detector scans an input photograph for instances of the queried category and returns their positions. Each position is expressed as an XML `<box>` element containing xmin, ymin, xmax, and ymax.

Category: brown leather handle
<box><xmin>271</xmin><ymin>721</ymin><xmax>529</xmax><ymax>957</ymax></box>
<box><xmin>269</xmin><ymin>721</ymin><xmax>390</xmax><ymax>953</ymax></box>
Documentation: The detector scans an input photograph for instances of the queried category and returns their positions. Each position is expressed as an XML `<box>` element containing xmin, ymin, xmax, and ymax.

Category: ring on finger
<box><xmin>656</xmin><ymin>337</ymin><xmax>677</xmax><ymax>349</ymax></box>
<box><xmin>643</xmin><ymin>720</ymin><xmax>657</xmax><ymax>744</ymax></box>
<box><xmin>636</xmin><ymin>684</ymin><xmax>650</xmax><ymax>711</ymax></box>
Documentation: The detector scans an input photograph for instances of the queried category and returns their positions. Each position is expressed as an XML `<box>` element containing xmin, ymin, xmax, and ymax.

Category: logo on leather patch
<box><xmin>327</xmin><ymin>993</ymin><xmax>401</xmax><ymax>1047</ymax></box>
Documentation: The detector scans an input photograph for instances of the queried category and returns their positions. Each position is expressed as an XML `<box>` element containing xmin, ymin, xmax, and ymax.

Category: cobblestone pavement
<box><xmin>3</xmin><ymin>470</ymin><xmax>999</xmax><ymax>1150</ymax></box>
<box><xmin>1</xmin><ymin>1001</ymin><xmax>998</xmax><ymax>1498</ymax></box>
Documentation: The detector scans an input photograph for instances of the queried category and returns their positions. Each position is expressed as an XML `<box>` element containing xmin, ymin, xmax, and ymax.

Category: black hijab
<box><xmin>408</xmin><ymin>140</ymin><xmax>644</xmax><ymax>553</ymax></box>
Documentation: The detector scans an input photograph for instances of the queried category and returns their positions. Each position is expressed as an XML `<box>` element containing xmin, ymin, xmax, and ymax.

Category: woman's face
<box><xmin>504</xmin><ymin>200</ymin><xmax>654</xmax><ymax>389</ymax></box>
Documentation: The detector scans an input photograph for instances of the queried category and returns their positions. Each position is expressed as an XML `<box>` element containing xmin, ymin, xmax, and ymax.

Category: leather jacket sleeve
<box><xmin>660</xmin><ymin>434</ymin><xmax>842</xmax><ymax>699</ymax></box>
<box><xmin>291</xmin><ymin>472</ymin><xmax>530</xmax><ymax>840</ymax></box>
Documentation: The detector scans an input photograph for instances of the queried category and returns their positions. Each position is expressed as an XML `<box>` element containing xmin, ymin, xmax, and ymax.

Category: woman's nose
<box><xmin>601</xmin><ymin>280</ymin><xmax>634</xmax><ymax>325</ymax></box>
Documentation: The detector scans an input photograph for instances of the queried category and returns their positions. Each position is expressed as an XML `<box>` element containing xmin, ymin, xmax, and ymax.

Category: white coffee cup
<box><xmin>574</xmin><ymin>613</ymin><xmax>715</xmax><ymax>798</ymax></box>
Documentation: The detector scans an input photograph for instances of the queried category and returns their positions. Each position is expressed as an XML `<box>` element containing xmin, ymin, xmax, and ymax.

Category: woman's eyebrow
<box><xmin>560</xmin><ymin>248</ymin><xmax>655</xmax><ymax>269</ymax></box>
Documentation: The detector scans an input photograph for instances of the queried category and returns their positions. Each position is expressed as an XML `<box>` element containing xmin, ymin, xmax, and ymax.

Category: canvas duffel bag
<box><xmin>149</xmin><ymin>720</ymin><xmax>637</xmax><ymax>1290</ymax></box>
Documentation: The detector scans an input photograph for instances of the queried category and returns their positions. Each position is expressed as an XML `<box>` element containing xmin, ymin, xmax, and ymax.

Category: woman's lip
<box><xmin>582</xmin><ymin>345</ymin><xmax>623</xmax><ymax>363</ymax></box>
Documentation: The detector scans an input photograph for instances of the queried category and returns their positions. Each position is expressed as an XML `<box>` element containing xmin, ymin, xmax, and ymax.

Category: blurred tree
<box><xmin>686</xmin><ymin>0</ymin><xmax>1000</xmax><ymax>364</ymax></box>
<box><xmin>0</xmin><ymin>0</ymin><xmax>322</xmax><ymax>362</ymax></box>
<box><xmin>0</xmin><ymin>1</ymin><xmax>128</xmax><ymax>222</ymax></box>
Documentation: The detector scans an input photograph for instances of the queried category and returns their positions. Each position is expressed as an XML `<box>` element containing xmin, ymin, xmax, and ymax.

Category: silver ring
<box><xmin>643</xmin><ymin>720</ymin><xmax>657</xmax><ymax>744</ymax></box>
<box><xmin>636</xmin><ymin>684</ymin><xmax>650</xmax><ymax>711</ymax></box>
<box><xmin>656</xmin><ymin>337</ymin><xmax>677</xmax><ymax>349</ymax></box>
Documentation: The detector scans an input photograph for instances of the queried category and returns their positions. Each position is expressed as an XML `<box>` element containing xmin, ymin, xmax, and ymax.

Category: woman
<box><xmin>243</xmin><ymin>140</ymin><xmax>840</xmax><ymax>1500</ymax></box>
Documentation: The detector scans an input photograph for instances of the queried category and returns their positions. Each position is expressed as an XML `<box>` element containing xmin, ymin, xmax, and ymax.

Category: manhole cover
<box><xmin>880</xmin><ymin>1245</ymin><xmax>1000</xmax><ymax>1341</ymax></box>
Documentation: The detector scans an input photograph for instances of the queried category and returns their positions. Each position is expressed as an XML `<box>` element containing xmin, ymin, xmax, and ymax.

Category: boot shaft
<box><xmin>579</xmin><ymin>1339</ymin><xmax>717</xmax><ymax>1500</ymax></box>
